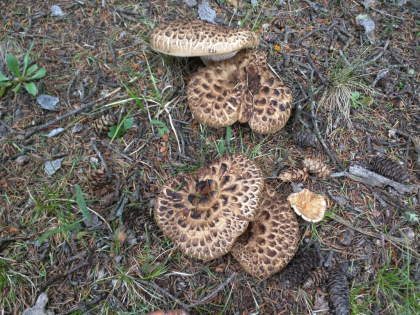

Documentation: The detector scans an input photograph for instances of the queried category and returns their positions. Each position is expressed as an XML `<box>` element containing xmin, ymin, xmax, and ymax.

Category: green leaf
<box><xmin>12</xmin><ymin>83</ymin><xmax>21</xmax><ymax>93</ymax></box>
<box><xmin>30</xmin><ymin>68</ymin><xmax>46</xmax><ymax>80</ymax></box>
<box><xmin>24</xmin><ymin>82</ymin><xmax>37</xmax><ymax>96</ymax></box>
<box><xmin>6</xmin><ymin>53</ymin><xmax>21</xmax><ymax>79</ymax></box>
<box><xmin>351</xmin><ymin>91</ymin><xmax>360</xmax><ymax>100</ymax></box>
<box><xmin>123</xmin><ymin>82</ymin><xmax>145</xmax><ymax>111</ymax></box>
<box><xmin>25</xmin><ymin>64</ymin><xmax>38</xmax><ymax>76</ymax></box>
<box><xmin>0</xmin><ymin>73</ymin><xmax>9</xmax><ymax>82</ymax></box>
<box><xmin>0</xmin><ymin>82</ymin><xmax>12</xmax><ymax>87</ymax></box>
<box><xmin>151</xmin><ymin>120</ymin><xmax>168</xmax><ymax>136</ymax></box>
<box><xmin>124</xmin><ymin>117</ymin><xmax>134</xmax><ymax>130</ymax></box>
<box><xmin>74</xmin><ymin>184</ymin><xmax>92</xmax><ymax>225</ymax></box>
<box><xmin>0</xmin><ymin>86</ymin><xmax>7</xmax><ymax>97</ymax></box>
<box><xmin>108</xmin><ymin>125</ymin><xmax>125</xmax><ymax>138</ymax></box>
<box><xmin>226</xmin><ymin>126</ymin><xmax>231</xmax><ymax>146</ymax></box>
<box><xmin>23</xmin><ymin>42</ymin><xmax>34</xmax><ymax>76</ymax></box>
<box><xmin>358</xmin><ymin>97</ymin><xmax>373</xmax><ymax>107</ymax></box>
<box><xmin>38</xmin><ymin>223</ymin><xmax>82</xmax><ymax>244</ymax></box>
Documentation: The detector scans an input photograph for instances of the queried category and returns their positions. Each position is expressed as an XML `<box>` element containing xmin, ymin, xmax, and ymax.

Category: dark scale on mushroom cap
<box><xmin>154</xmin><ymin>154</ymin><xmax>265</xmax><ymax>261</ymax></box>
<box><xmin>231</xmin><ymin>185</ymin><xmax>300</xmax><ymax>278</ymax></box>
<box><xmin>187</xmin><ymin>49</ymin><xmax>293</xmax><ymax>134</ymax></box>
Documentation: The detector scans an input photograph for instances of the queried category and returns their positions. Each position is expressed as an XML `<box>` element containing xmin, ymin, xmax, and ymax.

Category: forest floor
<box><xmin>0</xmin><ymin>0</ymin><xmax>419</xmax><ymax>314</ymax></box>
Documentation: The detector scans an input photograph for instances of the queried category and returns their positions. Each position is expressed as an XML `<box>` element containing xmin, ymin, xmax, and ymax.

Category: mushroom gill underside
<box><xmin>187</xmin><ymin>49</ymin><xmax>293</xmax><ymax>134</ymax></box>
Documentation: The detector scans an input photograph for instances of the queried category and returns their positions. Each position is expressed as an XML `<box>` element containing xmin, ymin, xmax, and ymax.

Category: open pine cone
<box><xmin>92</xmin><ymin>114</ymin><xmax>117</xmax><ymax>137</ymax></box>
<box><xmin>370</xmin><ymin>155</ymin><xmax>410</xmax><ymax>182</ymax></box>
<box><xmin>278</xmin><ymin>167</ymin><xmax>308</xmax><ymax>182</ymax></box>
<box><xmin>303</xmin><ymin>157</ymin><xmax>330</xmax><ymax>179</ymax></box>
<box><xmin>87</xmin><ymin>169</ymin><xmax>109</xmax><ymax>190</ymax></box>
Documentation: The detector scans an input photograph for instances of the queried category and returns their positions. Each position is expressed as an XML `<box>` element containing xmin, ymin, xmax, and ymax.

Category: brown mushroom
<box><xmin>149</xmin><ymin>19</ymin><xmax>260</xmax><ymax>65</ymax></box>
<box><xmin>187</xmin><ymin>49</ymin><xmax>293</xmax><ymax>134</ymax></box>
<box><xmin>231</xmin><ymin>185</ymin><xmax>299</xmax><ymax>278</ymax></box>
<box><xmin>154</xmin><ymin>154</ymin><xmax>264</xmax><ymax>260</ymax></box>
<box><xmin>287</xmin><ymin>189</ymin><xmax>327</xmax><ymax>222</ymax></box>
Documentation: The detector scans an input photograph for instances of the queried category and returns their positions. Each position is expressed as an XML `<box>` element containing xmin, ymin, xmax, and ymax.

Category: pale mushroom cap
<box><xmin>187</xmin><ymin>49</ymin><xmax>293</xmax><ymax>133</ymax></box>
<box><xmin>149</xmin><ymin>19</ymin><xmax>260</xmax><ymax>57</ymax></box>
<box><xmin>287</xmin><ymin>189</ymin><xmax>326</xmax><ymax>222</ymax></box>
<box><xmin>231</xmin><ymin>185</ymin><xmax>300</xmax><ymax>278</ymax></box>
<box><xmin>154</xmin><ymin>154</ymin><xmax>265</xmax><ymax>261</ymax></box>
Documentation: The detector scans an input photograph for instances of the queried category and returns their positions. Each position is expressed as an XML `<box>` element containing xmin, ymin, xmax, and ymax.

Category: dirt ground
<box><xmin>0</xmin><ymin>0</ymin><xmax>419</xmax><ymax>314</ymax></box>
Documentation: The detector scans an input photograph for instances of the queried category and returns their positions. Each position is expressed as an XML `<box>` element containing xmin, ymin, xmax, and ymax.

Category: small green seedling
<box><xmin>150</xmin><ymin>120</ymin><xmax>168</xmax><ymax>136</ymax></box>
<box><xmin>0</xmin><ymin>42</ymin><xmax>46</xmax><ymax>97</ymax></box>
<box><xmin>108</xmin><ymin>117</ymin><xmax>134</xmax><ymax>140</ymax></box>
<box><xmin>350</xmin><ymin>91</ymin><xmax>373</xmax><ymax>108</ymax></box>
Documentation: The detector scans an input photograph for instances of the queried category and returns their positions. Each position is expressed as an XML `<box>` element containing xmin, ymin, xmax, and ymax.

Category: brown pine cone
<box><xmin>293</xmin><ymin>131</ymin><xmax>318</xmax><ymax>148</ymax></box>
<box><xmin>370</xmin><ymin>155</ymin><xmax>410</xmax><ymax>183</ymax></box>
<box><xmin>302</xmin><ymin>267</ymin><xmax>329</xmax><ymax>289</ymax></box>
<box><xmin>278</xmin><ymin>167</ymin><xmax>308</xmax><ymax>182</ymax></box>
<box><xmin>92</xmin><ymin>114</ymin><xmax>117</xmax><ymax>137</ymax></box>
<box><xmin>88</xmin><ymin>169</ymin><xmax>109</xmax><ymax>190</ymax></box>
<box><xmin>263</xmin><ymin>33</ymin><xmax>278</xmax><ymax>43</ymax></box>
<box><xmin>273</xmin><ymin>17</ymin><xmax>286</xmax><ymax>30</ymax></box>
<box><xmin>303</xmin><ymin>157</ymin><xmax>331</xmax><ymax>179</ymax></box>
<box><xmin>327</xmin><ymin>269</ymin><xmax>351</xmax><ymax>315</ymax></box>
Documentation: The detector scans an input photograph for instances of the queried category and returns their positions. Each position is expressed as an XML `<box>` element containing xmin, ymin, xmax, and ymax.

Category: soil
<box><xmin>0</xmin><ymin>0</ymin><xmax>419</xmax><ymax>314</ymax></box>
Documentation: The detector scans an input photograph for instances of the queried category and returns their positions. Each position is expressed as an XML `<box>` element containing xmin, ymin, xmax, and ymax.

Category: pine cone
<box><xmin>293</xmin><ymin>131</ymin><xmax>318</xmax><ymax>148</ymax></box>
<box><xmin>370</xmin><ymin>155</ymin><xmax>410</xmax><ymax>183</ymax></box>
<box><xmin>303</xmin><ymin>157</ymin><xmax>331</xmax><ymax>179</ymax></box>
<box><xmin>327</xmin><ymin>269</ymin><xmax>351</xmax><ymax>315</ymax></box>
<box><xmin>302</xmin><ymin>267</ymin><xmax>329</xmax><ymax>289</ymax></box>
<box><xmin>278</xmin><ymin>167</ymin><xmax>308</xmax><ymax>182</ymax></box>
<box><xmin>273</xmin><ymin>17</ymin><xmax>286</xmax><ymax>30</ymax></box>
<box><xmin>122</xmin><ymin>207</ymin><xmax>158</xmax><ymax>235</ymax></box>
<box><xmin>280</xmin><ymin>249</ymin><xmax>320</xmax><ymax>290</ymax></box>
<box><xmin>92</xmin><ymin>114</ymin><xmax>117</xmax><ymax>137</ymax></box>
<box><xmin>263</xmin><ymin>33</ymin><xmax>278</xmax><ymax>43</ymax></box>
<box><xmin>88</xmin><ymin>169</ymin><xmax>109</xmax><ymax>190</ymax></box>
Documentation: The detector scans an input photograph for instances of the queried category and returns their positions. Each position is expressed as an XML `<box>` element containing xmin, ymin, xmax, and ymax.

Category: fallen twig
<box><xmin>330</xmin><ymin>164</ymin><xmax>416</xmax><ymax>194</ymax></box>
<box><xmin>90</xmin><ymin>138</ymin><xmax>112</xmax><ymax>182</ymax></box>
<box><xmin>328</xmin><ymin>214</ymin><xmax>418</xmax><ymax>259</ymax></box>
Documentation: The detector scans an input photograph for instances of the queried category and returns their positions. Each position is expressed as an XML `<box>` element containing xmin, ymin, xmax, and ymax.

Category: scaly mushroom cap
<box><xmin>154</xmin><ymin>154</ymin><xmax>264</xmax><ymax>261</ymax></box>
<box><xmin>287</xmin><ymin>189</ymin><xmax>326</xmax><ymax>222</ymax></box>
<box><xmin>231</xmin><ymin>185</ymin><xmax>299</xmax><ymax>278</ymax></box>
<box><xmin>149</xmin><ymin>19</ymin><xmax>260</xmax><ymax>58</ymax></box>
<box><xmin>187</xmin><ymin>49</ymin><xmax>293</xmax><ymax>134</ymax></box>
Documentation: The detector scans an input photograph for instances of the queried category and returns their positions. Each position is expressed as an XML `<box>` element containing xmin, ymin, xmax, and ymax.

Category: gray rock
<box><xmin>37</xmin><ymin>94</ymin><xmax>59</xmax><ymax>110</ymax></box>
<box><xmin>45</xmin><ymin>158</ymin><xmax>63</xmax><ymax>176</ymax></box>
<box><xmin>51</xmin><ymin>5</ymin><xmax>64</xmax><ymax>17</ymax></box>
<box><xmin>46</xmin><ymin>128</ymin><xmax>65</xmax><ymax>138</ymax></box>
<box><xmin>198</xmin><ymin>0</ymin><xmax>216</xmax><ymax>23</ymax></box>
<box><xmin>183</xmin><ymin>0</ymin><xmax>197</xmax><ymax>7</ymax></box>
<box><xmin>22</xmin><ymin>293</ymin><xmax>54</xmax><ymax>315</ymax></box>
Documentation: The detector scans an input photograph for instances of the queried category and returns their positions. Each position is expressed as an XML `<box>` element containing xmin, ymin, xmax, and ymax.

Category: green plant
<box><xmin>150</xmin><ymin>120</ymin><xmax>168</xmax><ymax>136</ymax></box>
<box><xmin>107</xmin><ymin>116</ymin><xmax>134</xmax><ymax>140</ymax></box>
<box><xmin>0</xmin><ymin>42</ymin><xmax>46</xmax><ymax>97</ymax></box>
<box><xmin>319</xmin><ymin>52</ymin><xmax>375</xmax><ymax>131</ymax></box>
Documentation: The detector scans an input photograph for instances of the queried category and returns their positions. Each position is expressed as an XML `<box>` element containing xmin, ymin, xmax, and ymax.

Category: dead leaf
<box><xmin>361</xmin><ymin>0</ymin><xmax>378</xmax><ymax>8</ymax></box>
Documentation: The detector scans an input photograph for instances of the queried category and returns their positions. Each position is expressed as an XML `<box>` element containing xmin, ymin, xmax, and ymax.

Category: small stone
<box><xmin>90</xmin><ymin>157</ymin><xmax>99</xmax><ymax>164</ymax></box>
<box><xmin>22</xmin><ymin>293</ymin><xmax>54</xmax><ymax>315</ymax></box>
<box><xmin>45</xmin><ymin>158</ymin><xmax>63</xmax><ymax>176</ymax></box>
<box><xmin>183</xmin><ymin>0</ymin><xmax>197</xmax><ymax>7</ymax></box>
<box><xmin>47</xmin><ymin>128</ymin><xmax>65</xmax><ymax>138</ymax></box>
<box><xmin>198</xmin><ymin>0</ymin><xmax>216</xmax><ymax>23</ymax></box>
<box><xmin>15</xmin><ymin>155</ymin><xmax>30</xmax><ymax>165</ymax></box>
<box><xmin>51</xmin><ymin>5</ymin><xmax>64</xmax><ymax>17</ymax></box>
<box><xmin>339</xmin><ymin>143</ymin><xmax>348</xmax><ymax>151</ymax></box>
<box><xmin>37</xmin><ymin>94</ymin><xmax>59</xmax><ymax>110</ymax></box>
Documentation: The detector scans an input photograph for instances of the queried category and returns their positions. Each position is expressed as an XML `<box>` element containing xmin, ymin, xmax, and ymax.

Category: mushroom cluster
<box><xmin>154</xmin><ymin>154</ymin><xmax>300</xmax><ymax>278</ymax></box>
<box><xmin>149</xmin><ymin>19</ymin><xmax>293</xmax><ymax>134</ymax></box>
<box><xmin>187</xmin><ymin>48</ymin><xmax>293</xmax><ymax>134</ymax></box>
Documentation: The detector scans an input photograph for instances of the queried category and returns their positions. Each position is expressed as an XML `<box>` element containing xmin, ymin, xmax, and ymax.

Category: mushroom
<box><xmin>154</xmin><ymin>154</ymin><xmax>265</xmax><ymax>260</ymax></box>
<box><xmin>149</xmin><ymin>19</ymin><xmax>260</xmax><ymax>65</ymax></box>
<box><xmin>231</xmin><ymin>185</ymin><xmax>299</xmax><ymax>278</ymax></box>
<box><xmin>187</xmin><ymin>48</ymin><xmax>293</xmax><ymax>134</ymax></box>
<box><xmin>287</xmin><ymin>189</ymin><xmax>327</xmax><ymax>222</ymax></box>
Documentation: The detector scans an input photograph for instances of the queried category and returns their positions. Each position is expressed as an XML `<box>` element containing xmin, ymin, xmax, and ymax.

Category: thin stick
<box><xmin>67</xmin><ymin>68</ymin><xmax>81</xmax><ymax>110</ymax></box>
<box><xmin>329</xmin><ymin>214</ymin><xmax>418</xmax><ymax>259</ymax></box>
<box><xmin>190</xmin><ymin>272</ymin><xmax>237</xmax><ymax>306</ymax></box>
<box><xmin>0</xmin><ymin>113</ymin><xmax>25</xmax><ymax>135</ymax></box>
<box><xmin>90</xmin><ymin>138</ymin><xmax>112</xmax><ymax>182</ymax></box>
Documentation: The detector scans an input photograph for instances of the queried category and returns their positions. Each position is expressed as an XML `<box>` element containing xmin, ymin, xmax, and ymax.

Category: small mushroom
<box><xmin>231</xmin><ymin>185</ymin><xmax>299</xmax><ymax>278</ymax></box>
<box><xmin>187</xmin><ymin>49</ymin><xmax>293</xmax><ymax>134</ymax></box>
<box><xmin>287</xmin><ymin>189</ymin><xmax>326</xmax><ymax>222</ymax></box>
<box><xmin>149</xmin><ymin>19</ymin><xmax>260</xmax><ymax>65</ymax></box>
<box><xmin>154</xmin><ymin>154</ymin><xmax>264</xmax><ymax>260</ymax></box>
